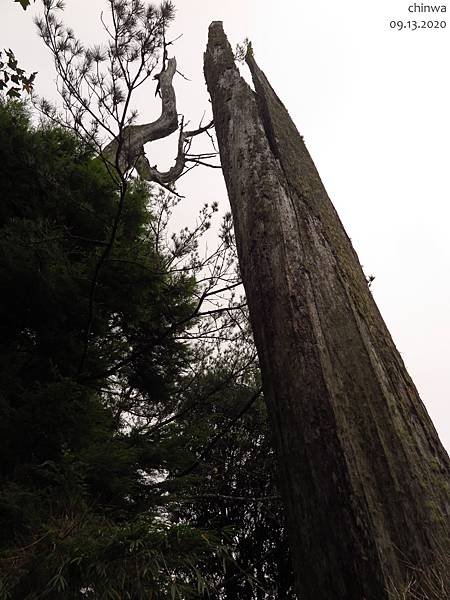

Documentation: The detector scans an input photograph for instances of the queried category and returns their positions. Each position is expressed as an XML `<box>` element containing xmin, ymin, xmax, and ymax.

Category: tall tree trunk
<box><xmin>204</xmin><ymin>23</ymin><xmax>450</xmax><ymax>600</ymax></box>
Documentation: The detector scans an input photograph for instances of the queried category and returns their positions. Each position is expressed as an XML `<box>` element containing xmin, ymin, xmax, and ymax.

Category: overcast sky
<box><xmin>2</xmin><ymin>0</ymin><xmax>449</xmax><ymax>450</ymax></box>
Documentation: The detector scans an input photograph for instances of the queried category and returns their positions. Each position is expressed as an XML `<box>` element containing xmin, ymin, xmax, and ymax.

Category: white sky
<box><xmin>1</xmin><ymin>0</ymin><xmax>449</xmax><ymax>451</ymax></box>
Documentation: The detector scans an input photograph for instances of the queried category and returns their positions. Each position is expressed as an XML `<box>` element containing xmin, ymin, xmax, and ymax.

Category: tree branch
<box><xmin>102</xmin><ymin>56</ymin><xmax>178</xmax><ymax>172</ymax></box>
<box><xmin>134</xmin><ymin>118</ymin><xmax>215</xmax><ymax>185</ymax></box>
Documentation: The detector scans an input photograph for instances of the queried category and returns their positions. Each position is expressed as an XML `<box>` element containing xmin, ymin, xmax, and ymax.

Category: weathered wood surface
<box><xmin>204</xmin><ymin>22</ymin><xmax>449</xmax><ymax>600</ymax></box>
<box><xmin>103</xmin><ymin>58</ymin><xmax>178</xmax><ymax>175</ymax></box>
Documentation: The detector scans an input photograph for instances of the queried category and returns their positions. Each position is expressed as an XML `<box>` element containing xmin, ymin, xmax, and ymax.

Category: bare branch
<box><xmin>133</xmin><ymin>118</ymin><xmax>215</xmax><ymax>185</ymax></box>
<box><xmin>102</xmin><ymin>56</ymin><xmax>178</xmax><ymax>172</ymax></box>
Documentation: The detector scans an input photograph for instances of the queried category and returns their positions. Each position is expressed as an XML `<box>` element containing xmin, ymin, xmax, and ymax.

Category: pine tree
<box><xmin>0</xmin><ymin>101</ymin><xmax>225</xmax><ymax>599</ymax></box>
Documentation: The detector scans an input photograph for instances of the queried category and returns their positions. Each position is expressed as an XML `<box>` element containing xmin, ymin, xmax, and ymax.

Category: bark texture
<box><xmin>204</xmin><ymin>23</ymin><xmax>450</xmax><ymax>600</ymax></box>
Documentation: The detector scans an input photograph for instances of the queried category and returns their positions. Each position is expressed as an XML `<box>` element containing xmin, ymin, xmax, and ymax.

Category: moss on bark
<box><xmin>204</xmin><ymin>22</ymin><xmax>450</xmax><ymax>600</ymax></box>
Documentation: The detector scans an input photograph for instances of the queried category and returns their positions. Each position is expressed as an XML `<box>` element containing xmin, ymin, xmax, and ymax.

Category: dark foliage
<box><xmin>0</xmin><ymin>101</ymin><xmax>218</xmax><ymax>598</ymax></box>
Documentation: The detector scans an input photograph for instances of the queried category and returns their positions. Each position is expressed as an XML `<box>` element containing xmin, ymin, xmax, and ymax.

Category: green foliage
<box><xmin>0</xmin><ymin>50</ymin><xmax>37</xmax><ymax>98</ymax></box>
<box><xmin>36</xmin><ymin>0</ymin><xmax>176</xmax><ymax>149</ymax></box>
<box><xmin>0</xmin><ymin>101</ymin><xmax>221</xmax><ymax>598</ymax></box>
<box><xmin>2</xmin><ymin>2</ymin><xmax>37</xmax><ymax>98</ymax></box>
<box><xmin>168</xmin><ymin>372</ymin><xmax>296</xmax><ymax>599</ymax></box>
<box><xmin>14</xmin><ymin>0</ymin><xmax>34</xmax><ymax>10</ymax></box>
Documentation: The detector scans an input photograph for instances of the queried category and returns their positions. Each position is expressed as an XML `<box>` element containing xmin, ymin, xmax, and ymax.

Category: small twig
<box><xmin>186</xmin><ymin>157</ymin><xmax>222</xmax><ymax>169</ymax></box>
<box><xmin>176</xmin><ymin>69</ymin><xmax>191</xmax><ymax>81</ymax></box>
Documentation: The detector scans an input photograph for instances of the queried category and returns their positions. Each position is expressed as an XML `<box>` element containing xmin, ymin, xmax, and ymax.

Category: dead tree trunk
<box><xmin>204</xmin><ymin>22</ymin><xmax>450</xmax><ymax>600</ymax></box>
